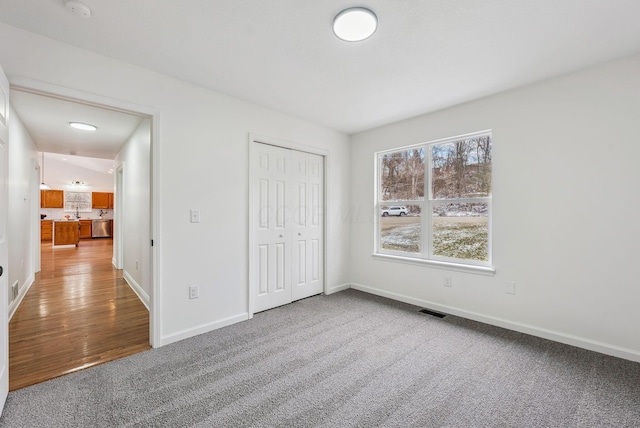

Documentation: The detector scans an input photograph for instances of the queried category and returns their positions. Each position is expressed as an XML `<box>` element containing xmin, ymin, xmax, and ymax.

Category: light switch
<box><xmin>190</xmin><ymin>209</ymin><xmax>200</xmax><ymax>223</ymax></box>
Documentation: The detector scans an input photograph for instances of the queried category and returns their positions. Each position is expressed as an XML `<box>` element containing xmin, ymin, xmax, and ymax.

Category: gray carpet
<box><xmin>0</xmin><ymin>289</ymin><xmax>638</xmax><ymax>427</ymax></box>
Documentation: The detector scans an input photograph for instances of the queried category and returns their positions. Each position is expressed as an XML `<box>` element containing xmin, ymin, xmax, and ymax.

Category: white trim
<box><xmin>374</xmin><ymin>130</ymin><xmax>493</xmax><ymax>269</ymax></box>
<box><xmin>372</xmin><ymin>253</ymin><xmax>496</xmax><ymax>276</ymax></box>
<box><xmin>9</xmin><ymin>78</ymin><xmax>157</xmax><ymax>117</ymax></box>
<box><xmin>7</xmin><ymin>76</ymin><xmax>161</xmax><ymax>349</ymax></box>
<box><xmin>123</xmin><ymin>270</ymin><xmax>150</xmax><ymax>310</ymax></box>
<box><xmin>149</xmin><ymin>112</ymin><xmax>161</xmax><ymax>348</ymax></box>
<box><xmin>247</xmin><ymin>133</ymin><xmax>329</xmax><ymax>319</ymax></box>
<box><xmin>8</xmin><ymin>275</ymin><xmax>35</xmax><ymax>321</ymax></box>
<box><xmin>113</xmin><ymin>164</ymin><xmax>125</xmax><ymax>270</ymax></box>
<box><xmin>351</xmin><ymin>282</ymin><xmax>640</xmax><ymax>363</ymax></box>
<box><xmin>376</xmin><ymin>129</ymin><xmax>493</xmax><ymax>156</ymax></box>
<box><xmin>326</xmin><ymin>283</ymin><xmax>351</xmax><ymax>295</ymax></box>
<box><xmin>159</xmin><ymin>313</ymin><xmax>249</xmax><ymax>347</ymax></box>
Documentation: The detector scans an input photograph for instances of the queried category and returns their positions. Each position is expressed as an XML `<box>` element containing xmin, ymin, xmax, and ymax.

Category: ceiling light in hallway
<box><xmin>69</xmin><ymin>122</ymin><xmax>97</xmax><ymax>131</ymax></box>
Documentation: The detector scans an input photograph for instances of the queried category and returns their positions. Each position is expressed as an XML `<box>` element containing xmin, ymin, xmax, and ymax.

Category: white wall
<box><xmin>0</xmin><ymin>23</ymin><xmax>351</xmax><ymax>346</ymax></box>
<box><xmin>350</xmin><ymin>54</ymin><xmax>640</xmax><ymax>361</ymax></box>
<box><xmin>115</xmin><ymin>118</ymin><xmax>151</xmax><ymax>306</ymax></box>
<box><xmin>7</xmin><ymin>106</ymin><xmax>37</xmax><ymax>316</ymax></box>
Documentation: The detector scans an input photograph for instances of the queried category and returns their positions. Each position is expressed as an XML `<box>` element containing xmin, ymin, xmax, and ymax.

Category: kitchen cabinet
<box><xmin>79</xmin><ymin>220</ymin><xmax>93</xmax><ymax>239</ymax></box>
<box><xmin>41</xmin><ymin>220</ymin><xmax>53</xmax><ymax>242</ymax></box>
<box><xmin>54</xmin><ymin>221</ymin><xmax>79</xmax><ymax>246</ymax></box>
<box><xmin>92</xmin><ymin>192</ymin><xmax>114</xmax><ymax>209</ymax></box>
<box><xmin>41</xmin><ymin>190</ymin><xmax>64</xmax><ymax>208</ymax></box>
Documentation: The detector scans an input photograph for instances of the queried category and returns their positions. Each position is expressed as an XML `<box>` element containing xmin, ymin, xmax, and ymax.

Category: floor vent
<box><xmin>419</xmin><ymin>308</ymin><xmax>446</xmax><ymax>318</ymax></box>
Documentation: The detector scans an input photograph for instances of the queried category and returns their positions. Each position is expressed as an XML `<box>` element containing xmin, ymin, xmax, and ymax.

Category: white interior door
<box><xmin>291</xmin><ymin>151</ymin><xmax>324</xmax><ymax>301</ymax></box>
<box><xmin>253</xmin><ymin>143</ymin><xmax>292</xmax><ymax>312</ymax></box>
<box><xmin>252</xmin><ymin>142</ymin><xmax>324</xmax><ymax>313</ymax></box>
<box><xmin>0</xmin><ymin>64</ymin><xmax>11</xmax><ymax>413</ymax></box>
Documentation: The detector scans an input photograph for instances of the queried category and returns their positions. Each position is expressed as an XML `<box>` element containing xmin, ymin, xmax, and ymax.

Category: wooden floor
<box><xmin>8</xmin><ymin>238</ymin><xmax>150</xmax><ymax>391</ymax></box>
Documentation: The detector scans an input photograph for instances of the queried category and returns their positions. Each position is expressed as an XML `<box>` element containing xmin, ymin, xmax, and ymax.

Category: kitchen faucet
<box><xmin>75</xmin><ymin>206</ymin><xmax>80</xmax><ymax>219</ymax></box>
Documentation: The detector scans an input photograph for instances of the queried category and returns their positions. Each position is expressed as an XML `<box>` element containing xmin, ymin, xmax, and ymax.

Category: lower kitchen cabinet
<box><xmin>79</xmin><ymin>220</ymin><xmax>92</xmax><ymax>239</ymax></box>
<box><xmin>41</xmin><ymin>220</ymin><xmax>53</xmax><ymax>242</ymax></box>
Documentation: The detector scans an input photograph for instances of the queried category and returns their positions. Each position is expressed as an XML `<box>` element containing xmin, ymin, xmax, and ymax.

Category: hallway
<box><xmin>8</xmin><ymin>239</ymin><xmax>150</xmax><ymax>391</ymax></box>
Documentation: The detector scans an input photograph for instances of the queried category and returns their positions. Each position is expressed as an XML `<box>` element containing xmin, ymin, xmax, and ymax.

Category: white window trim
<box><xmin>374</xmin><ymin>130</ymin><xmax>494</xmax><ymax>274</ymax></box>
<box><xmin>371</xmin><ymin>253</ymin><xmax>496</xmax><ymax>276</ymax></box>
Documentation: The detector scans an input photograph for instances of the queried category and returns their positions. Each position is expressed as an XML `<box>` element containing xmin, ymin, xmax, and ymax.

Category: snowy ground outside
<box><xmin>381</xmin><ymin>216</ymin><xmax>488</xmax><ymax>261</ymax></box>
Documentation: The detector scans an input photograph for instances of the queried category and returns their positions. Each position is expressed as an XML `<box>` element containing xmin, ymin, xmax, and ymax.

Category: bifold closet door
<box><xmin>252</xmin><ymin>143</ymin><xmax>324</xmax><ymax>313</ymax></box>
<box><xmin>253</xmin><ymin>143</ymin><xmax>292</xmax><ymax>313</ymax></box>
<box><xmin>291</xmin><ymin>150</ymin><xmax>324</xmax><ymax>301</ymax></box>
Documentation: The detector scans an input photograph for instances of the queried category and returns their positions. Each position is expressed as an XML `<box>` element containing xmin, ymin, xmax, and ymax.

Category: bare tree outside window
<box><xmin>376</xmin><ymin>132</ymin><xmax>492</xmax><ymax>265</ymax></box>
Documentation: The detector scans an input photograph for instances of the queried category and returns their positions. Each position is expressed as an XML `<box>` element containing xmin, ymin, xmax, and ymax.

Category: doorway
<box><xmin>7</xmin><ymin>84</ymin><xmax>156</xmax><ymax>389</ymax></box>
<box><xmin>249</xmin><ymin>141</ymin><xmax>325</xmax><ymax>313</ymax></box>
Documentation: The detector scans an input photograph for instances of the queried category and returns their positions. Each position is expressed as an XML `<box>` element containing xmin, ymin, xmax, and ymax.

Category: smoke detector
<box><xmin>66</xmin><ymin>1</ymin><xmax>91</xmax><ymax>18</ymax></box>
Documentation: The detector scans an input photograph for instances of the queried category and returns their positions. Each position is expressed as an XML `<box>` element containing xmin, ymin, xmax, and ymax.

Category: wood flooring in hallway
<box><xmin>8</xmin><ymin>238</ymin><xmax>150</xmax><ymax>391</ymax></box>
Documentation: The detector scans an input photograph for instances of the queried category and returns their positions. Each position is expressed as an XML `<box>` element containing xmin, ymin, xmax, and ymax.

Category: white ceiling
<box><xmin>11</xmin><ymin>90</ymin><xmax>144</xmax><ymax>159</ymax></box>
<box><xmin>2</xmin><ymin>0</ymin><xmax>640</xmax><ymax>136</ymax></box>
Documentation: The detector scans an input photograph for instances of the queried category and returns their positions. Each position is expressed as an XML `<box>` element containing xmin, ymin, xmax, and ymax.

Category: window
<box><xmin>64</xmin><ymin>191</ymin><xmax>92</xmax><ymax>213</ymax></box>
<box><xmin>375</xmin><ymin>131</ymin><xmax>492</xmax><ymax>269</ymax></box>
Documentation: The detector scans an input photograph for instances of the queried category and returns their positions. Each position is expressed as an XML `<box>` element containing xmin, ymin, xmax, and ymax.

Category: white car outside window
<box><xmin>381</xmin><ymin>206</ymin><xmax>408</xmax><ymax>217</ymax></box>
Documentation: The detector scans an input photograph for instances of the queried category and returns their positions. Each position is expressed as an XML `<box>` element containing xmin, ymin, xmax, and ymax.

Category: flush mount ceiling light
<box><xmin>333</xmin><ymin>7</ymin><xmax>377</xmax><ymax>42</ymax></box>
<box><xmin>69</xmin><ymin>122</ymin><xmax>97</xmax><ymax>131</ymax></box>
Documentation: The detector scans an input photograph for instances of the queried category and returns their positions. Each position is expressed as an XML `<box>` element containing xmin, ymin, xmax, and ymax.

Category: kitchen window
<box><xmin>374</xmin><ymin>130</ymin><xmax>493</xmax><ymax>273</ymax></box>
<box><xmin>64</xmin><ymin>191</ymin><xmax>92</xmax><ymax>212</ymax></box>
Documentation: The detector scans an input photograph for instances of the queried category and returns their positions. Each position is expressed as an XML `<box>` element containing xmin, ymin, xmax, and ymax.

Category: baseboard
<box><xmin>123</xmin><ymin>270</ymin><xmax>150</xmax><ymax>310</ymax></box>
<box><xmin>8</xmin><ymin>274</ymin><xmax>35</xmax><ymax>321</ymax></box>
<box><xmin>326</xmin><ymin>283</ymin><xmax>351</xmax><ymax>295</ymax></box>
<box><xmin>351</xmin><ymin>283</ymin><xmax>640</xmax><ymax>363</ymax></box>
<box><xmin>159</xmin><ymin>313</ymin><xmax>249</xmax><ymax>347</ymax></box>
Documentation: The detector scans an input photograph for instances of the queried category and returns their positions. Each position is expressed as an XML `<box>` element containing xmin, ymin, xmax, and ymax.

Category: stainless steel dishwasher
<box><xmin>91</xmin><ymin>219</ymin><xmax>112</xmax><ymax>238</ymax></box>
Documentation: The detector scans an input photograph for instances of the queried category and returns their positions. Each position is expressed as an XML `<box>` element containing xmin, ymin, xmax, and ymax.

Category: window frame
<box><xmin>374</xmin><ymin>130</ymin><xmax>495</xmax><ymax>275</ymax></box>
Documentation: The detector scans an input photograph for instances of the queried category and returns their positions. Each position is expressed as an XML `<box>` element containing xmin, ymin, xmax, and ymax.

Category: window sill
<box><xmin>371</xmin><ymin>253</ymin><xmax>496</xmax><ymax>276</ymax></box>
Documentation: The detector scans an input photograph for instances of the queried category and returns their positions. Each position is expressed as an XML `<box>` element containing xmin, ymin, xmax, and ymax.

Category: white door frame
<box><xmin>0</xmin><ymin>64</ymin><xmax>10</xmax><ymax>414</ymax></box>
<box><xmin>8</xmin><ymin>77</ymin><xmax>161</xmax><ymax>348</ymax></box>
<box><xmin>32</xmin><ymin>161</ymin><xmax>41</xmax><ymax>273</ymax></box>
<box><xmin>114</xmin><ymin>164</ymin><xmax>125</xmax><ymax>269</ymax></box>
<box><xmin>247</xmin><ymin>134</ymin><xmax>328</xmax><ymax>318</ymax></box>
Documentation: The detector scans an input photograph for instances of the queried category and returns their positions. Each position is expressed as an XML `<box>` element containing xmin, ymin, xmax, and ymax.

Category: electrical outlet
<box><xmin>189</xmin><ymin>285</ymin><xmax>199</xmax><ymax>299</ymax></box>
<box><xmin>505</xmin><ymin>281</ymin><xmax>515</xmax><ymax>295</ymax></box>
<box><xmin>190</xmin><ymin>209</ymin><xmax>200</xmax><ymax>223</ymax></box>
<box><xmin>135</xmin><ymin>260</ymin><xmax>139</xmax><ymax>270</ymax></box>
<box><xmin>443</xmin><ymin>276</ymin><xmax>452</xmax><ymax>287</ymax></box>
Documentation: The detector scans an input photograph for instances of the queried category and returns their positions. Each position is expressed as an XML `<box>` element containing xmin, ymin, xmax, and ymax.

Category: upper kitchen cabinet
<box><xmin>92</xmin><ymin>192</ymin><xmax>113</xmax><ymax>209</ymax></box>
<box><xmin>41</xmin><ymin>190</ymin><xmax>64</xmax><ymax>208</ymax></box>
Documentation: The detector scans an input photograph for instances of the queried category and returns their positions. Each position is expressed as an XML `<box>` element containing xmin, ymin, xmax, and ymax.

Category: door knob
<box><xmin>279</xmin><ymin>234</ymin><xmax>283</xmax><ymax>238</ymax></box>
<box><xmin>298</xmin><ymin>233</ymin><xmax>302</xmax><ymax>236</ymax></box>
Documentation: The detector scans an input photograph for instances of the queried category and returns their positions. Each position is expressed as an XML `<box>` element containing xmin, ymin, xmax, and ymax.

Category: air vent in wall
<box><xmin>419</xmin><ymin>308</ymin><xmax>446</xmax><ymax>318</ymax></box>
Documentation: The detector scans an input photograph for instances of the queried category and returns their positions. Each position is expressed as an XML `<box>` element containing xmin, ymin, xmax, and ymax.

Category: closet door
<box><xmin>251</xmin><ymin>142</ymin><xmax>324</xmax><ymax>313</ymax></box>
<box><xmin>253</xmin><ymin>143</ymin><xmax>292</xmax><ymax>313</ymax></box>
<box><xmin>291</xmin><ymin>151</ymin><xmax>324</xmax><ymax>301</ymax></box>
